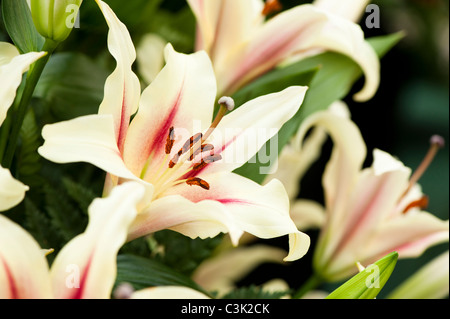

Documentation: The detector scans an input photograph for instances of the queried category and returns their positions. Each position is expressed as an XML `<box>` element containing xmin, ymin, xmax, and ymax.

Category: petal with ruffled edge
<box><xmin>163</xmin><ymin>171</ymin><xmax>310</xmax><ymax>261</ymax></box>
<box><xmin>0</xmin><ymin>42</ymin><xmax>46</xmax><ymax>125</ymax></box>
<box><xmin>50</xmin><ymin>182</ymin><xmax>146</xmax><ymax>299</ymax></box>
<box><xmin>0</xmin><ymin>214</ymin><xmax>52</xmax><ymax>299</ymax></box>
<box><xmin>219</xmin><ymin>4</ymin><xmax>379</xmax><ymax>101</ymax></box>
<box><xmin>122</xmin><ymin>44</ymin><xmax>217</xmax><ymax>178</ymax></box>
<box><xmin>0</xmin><ymin>165</ymin><xmax>29</xmax><ymax>211</ymax></box>
<box><xmin>38</xmin><ymin>114</ymin><xmax>140</xmax><ymax>182</ymax></box>
<box><xmin>95</xmin><ymin>0</ymin><xmax>141</xmax><ymax>152</ymax></box>
<box><xmin>131</xmin><ymin>286</ymin><xmax>210</xmax><ymax>299</ymax></box>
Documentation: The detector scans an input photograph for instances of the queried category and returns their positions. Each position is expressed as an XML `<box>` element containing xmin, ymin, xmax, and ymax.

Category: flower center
<box><xmin>151</xmin><ymin>97</ymin><xmax>235</xmax><ymax>197</ymax></box>
<box><xmin>402</xmin><ymin>135</ymin><xmax>444</xmax><ymax>213</ymax></box>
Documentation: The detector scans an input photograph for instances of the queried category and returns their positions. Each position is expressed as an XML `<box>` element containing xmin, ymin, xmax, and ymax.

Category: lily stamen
<box><xmin>404</xmin><ymin>135</ymin><xmax>445</xmax><ymax>196</ymax></box>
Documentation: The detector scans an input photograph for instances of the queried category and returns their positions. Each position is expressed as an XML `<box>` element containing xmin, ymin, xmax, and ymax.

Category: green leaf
<box><xmin>62</xmin><ymin>177</ymin><xmax>97</xmax><ymax>215</ymax></box>
<box><xmin>326</xmin><ymin>252</ymin><xmax>399</xmax><ymax>299</ymax></box>
<box><xmin>115</xmin><ymin>254</ymin><xmax>211</xmax><ymax>297</ymax></box>
<box><xmin>1</xmin><ymin>0</ymin><xmax>44</xmax><ymax>53</ymax></box>
<box><xmin>234</xmin><ymin>33</ymin><xmax>403</xmax><ymax>183</ymax></box>
<box><xmin>34</xmin><ymin>52</ymin><xmax>109</xmax><ymax>121</ymax></box>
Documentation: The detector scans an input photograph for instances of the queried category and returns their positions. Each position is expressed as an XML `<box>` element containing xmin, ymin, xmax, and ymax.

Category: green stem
<box><xmin>1</xmin><ymin>39</ymin><xmax>58</xmax><ymax>169</ymax></box>
<box><xmin>292</xmin><ymin>274</ymin><xmax>323</xmax><ymax>299</ymax></box>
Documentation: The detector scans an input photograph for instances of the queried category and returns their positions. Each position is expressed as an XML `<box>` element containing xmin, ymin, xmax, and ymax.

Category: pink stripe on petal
<box><xmin>0</xmin><ymin>256</ymin><xmax>18</xmax><ymax>299</ymax></box>
<box><xmin>67</xmin><ymin>254</ymin><xmax>93</xmax><ymax>300</ymax></box>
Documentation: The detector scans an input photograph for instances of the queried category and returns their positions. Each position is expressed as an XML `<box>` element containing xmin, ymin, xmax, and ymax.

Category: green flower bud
<box><xmin>30</xmin><ymin>0</ymin><xmax>82</xmax><ymax>43</ymax></box>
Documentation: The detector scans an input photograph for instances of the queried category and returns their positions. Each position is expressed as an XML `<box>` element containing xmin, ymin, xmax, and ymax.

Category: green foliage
<box><xmin>115</xmin><ymin>254</ymin><xmax>211</xmax><ymax>296</ymax></box>
<box><xmin>1</xmin><ymin>0</ymin><xmax>45</xmax><ymax>53</ymax></box>
<box><xmin>326</xmin><ymin>252</ymin><xmax>399</xmax><ymax>299</ymax></box>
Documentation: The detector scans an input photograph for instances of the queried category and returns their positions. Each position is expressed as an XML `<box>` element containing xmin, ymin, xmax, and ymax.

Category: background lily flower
<box><xmin>292</xmin><ymin>108</ymin><xmax>449</xmax><ymax>282</ymax></box>
<box><xmin>187</xmin><ymin>0</ymin><xmax>379</xmax><ymax>101</ymax></box>
<box><xmin>0</xmin><ymin>42</ymin><xmax>46</xmax><ymax>211</ymax></box>
<box><xmin>38</xmin><ymin>0</ymin><xmax>311</xmax><ymax>261</ymax></box>
<box><xmin>0</xmin><ymin>182</ymin><xmax>145</xmax><ymax>299</ymax></box>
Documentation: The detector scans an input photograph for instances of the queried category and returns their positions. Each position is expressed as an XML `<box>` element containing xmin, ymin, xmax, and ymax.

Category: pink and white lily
<box><xmin>38</xmin><ymin>0</ymin><xmax>311</xmax><ymax>261</ymax></box>
<box><xmin>0</xmin><ymin>182</ymin><xmax>144</xmax><ymax>298</ymax></box>
<box><xmin>291</xmin><ymin>108</ymin><xmax>449</xmax><ymax>282</ymax></box>
<box><xmin>0</xmin><ymin>42</ymin><xmax>46</xmax><ymax>211</ymax></box>
<box><xmin>313</xmin><ymin>0</ymin><xmax>370</xmax><ymax>23</ymax></box>
<box><xmin>187</xmin><ymin>0</ymin><xmax>379</xmax><ymax>101</ymax></box>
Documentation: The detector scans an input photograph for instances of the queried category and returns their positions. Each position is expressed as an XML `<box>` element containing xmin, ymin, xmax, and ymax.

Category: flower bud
<box><xmin>30</xmin><ymin>0</ymin><xmax>82</xmax><ymax>43</ymax></box>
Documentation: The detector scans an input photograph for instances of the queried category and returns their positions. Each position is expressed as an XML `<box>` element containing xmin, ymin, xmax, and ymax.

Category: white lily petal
<box><xmin>0</xmin><ymin>214</ymin><xmax>53</xmax><ymax>299</ymax></box>
<box><xmin>131</xmin><ymin>286</ymin><xmax>210</xmax><ymax>299</ymax></box>
<box><xmin>50</xmin><ymin>182</ymin><xmax>145</xmax><ymax>299</ymax></box>
<box><xmin>0</xmin><ymin>42</ymin><xmax>46</xmax><ymax>125</ymax></box>
<box><xmin>187</xmin><ymin>0</ymin><xmax>264</xmax><ymax>67</ymax></box>
<box><xmin>137</xmin><ymin>33</ymin><xmax>167</xmax><ymax>85</ymax></box>
<box><xmin>290</xmin><ymin>199</ymin><xmax>326</xmax><ymax>231</ymax></box>
<box><xmin>197</xmin><ymin>86</ymin><xmax>307</xmax><ymax>175</ymax></box>
<box><xmin>388</xmin><ymin>250</ymin><xmax>449</xmax><ymax>299</ymax></box>
<box><xmin>95</xmin><ymin>0</ymin><xmax>141</xmax><ymax>151</ymax></box>
<box><xmin>0</xmin><ymin>165</ymin><xmax>29</xmax><ymax>211</ymax></box>
<box><xmin>38</xmin><ymin>114</ymin><xmax>140</xmax><ymax>182</ymax></box>
<box><xmin>164</xmin><ymin>171</ymin><xmax>310</xmax><ymax>261</ymax></box>
<box><xmin>313</xmin><ymin>0</ymin><xmax>370</xmax><ymax>22</ymax></box>
<box><xmin>123</xmin><ymin>43</ymin><xmax>217</xmax><ymax>177</ymax></box>
<box><xmin>127</xmin><ymin>194</ymin><xmax>243</xmax><ymax>246</ymax></box>
<box><xmin>192</xmin><ymin>245</ymin><xmax>286</xmax><ymax>296</ymax></box>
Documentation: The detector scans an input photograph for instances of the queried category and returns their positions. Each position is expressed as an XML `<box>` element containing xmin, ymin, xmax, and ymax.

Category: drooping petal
<box><xmin>195</xmin><ymin>86</ymin><xmax>307</xmax><ymax>176</ymax></box>
<box><xmin>50</xmin><ymin>182</ymin><xmax>145</xmax><ymax>299</ymax></box>
<box><xmin>219</xmin><ymin>4</ymin><xmax>379</xmax><ymax>101</ymax></box>
<box><xmin>0</xmin><ymin>214</ymin><xmax>53</xmax><ymax>299</ymax></box>
<box><xmin>0</xmin><ymin>165</ymin><xmax>29</xmax><ymax>211</ymax></box>
<box><xmin>0</xmin><ymin>42</ymin><xmax>46</xmax><ymax>125</ymax></box>
<box><xmin>313</xmin><ymin>0</ymin><xmax>370</xmax><ymax>22</ymax></box>
<box><xmin>38</xmin><ymin>114</ymin><xmax>140</xmax><ymax>182</ymax></box>
<box><xmin>131</xmin><ymin>286</ymin><xmax>210</xmax><ymax>299</ymax></box>
<box><xmin>192</xmin><ymin>245</ymin><xmax>287</xmax><ymax>296</ymax></box>
<box><xmin>122</xmin><ymin>44</ymin><xmax>217</xmax><ymax>178</ymax></box>
<box><xmin>95</xmin><ymin>0</ymin><xmax>141</xmax><ymax>152</ymax></box>
<box><xmin>127</xmin><ymin>194</ymin><xmax>243</xmax><ymax>246</ymax></box>
<box><xmin>164</xmin><ymin>171</ymin><xmax>310</xmax><ymax>261</ymax></box>
<box><xmin>187</xmin><ymin>0</ymin><xmax>264</xmax><ymax>67</ymax></box>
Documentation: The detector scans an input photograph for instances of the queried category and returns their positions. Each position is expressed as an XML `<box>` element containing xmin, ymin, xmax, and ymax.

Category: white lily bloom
<box><xmin>38</xmin><ymin>0</ymin><xmax>311</xmax><ymax>261</ymax></box>
<box><xmin>0</xmin><ymin>42</ymin><xmax>46</xmax><ymax>211</ymax></box>
<box><xmin>187</xmin><ymin>0</ymin><xmax>379</xmax><ymax>101</ymax></box>
<box><xmin>0</xmin><ymin>182</ymin><xmax>144</xmax><ymax>299</ymax></box>
<box><xmin>313</xmin><ymin>0</ymin><xmax>370</xmax><ymax>23</ymax></box>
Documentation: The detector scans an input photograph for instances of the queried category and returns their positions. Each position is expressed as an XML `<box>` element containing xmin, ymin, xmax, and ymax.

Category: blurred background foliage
<box><xmin>0</xmin><ymin>0</ymin><xmax>448</xmax><ymax>298</ymax></box>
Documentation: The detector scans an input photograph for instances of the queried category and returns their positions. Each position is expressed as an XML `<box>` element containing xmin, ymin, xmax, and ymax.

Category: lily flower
<box><xmin>292</xmin><ymin>108</ymin><xmax>449</xmax><ymax>282</ymax></box>
<box><xmin>0</xmin><ymin>182</ymin><xmax>144</xmax><ymax>298</ymax></box>
<box><xmin>0</xmin><ymin>42</ymin><xmax>46</xmax><ymax>211</ymax></box>
<box><xmin>38</xmin><ymin>0</ymin><xmax>311</xmax><ymax>261</ymax></box>
<box><xmin>187</xmin><ymin>0</ymin><xmax>379</xmax><ymax>101</ymax></box>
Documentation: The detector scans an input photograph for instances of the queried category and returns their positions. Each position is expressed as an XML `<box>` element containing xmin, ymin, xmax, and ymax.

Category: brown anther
<box><xmin>193</xmin><ymin>160</ymin><xmax>208</xmax><ymax>171</ymax></box>
<box><xmin>186</xmin><ymin>177</ymin><xmax>210</xmax><ymax>190</ymax></box>
<box><xmin>262</xmin><ymin>0</ymin><xmax>282</xmax><ymax>16</ymax></box>
<box><xmin>403</xmin><ymin>195</ymin><xmax>429</xmax><ymax>214</ymax></box>
<box><xmin>189</xmin><ymin>144</ymin><xmax>215</xmax><ymax>161</ymax></box>
<box><xmin>165</xmin><ymin>126</ymin><xmax>175</xmax><ymax>154</ymax></box>
<box><xmin>204</xmin><ymin>154</ymin><xmax>222</xmax><ymax>164</ymax></box>
<box><xmin>168</xmin><ymin>154</ymin><xmax>179</xmax><ymax>168</ymax></box>
<box><xmin>180</xmin><ymin>133</ymin><xmax>203</xmax><ymax>155</ymax></box>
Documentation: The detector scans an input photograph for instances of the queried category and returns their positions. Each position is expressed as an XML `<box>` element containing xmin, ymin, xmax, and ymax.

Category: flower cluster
<box><xmin>0</xmin><ymin>0</ymin><xmax>448</xmax><ymax>301</ymax></box>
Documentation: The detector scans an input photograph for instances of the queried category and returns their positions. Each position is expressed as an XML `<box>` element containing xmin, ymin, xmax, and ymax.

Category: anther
<box><xmin>403</xmin><ymin>195</ymin><xmax>429</xmax><ymax>214</ymax></box>
<box><xmin>186</xmin><ymin>177</ymin><xmax>210</xmax><ymax>190</ymax></box>
<box><xmin>262</xmin><ymin>0</ymin><xmax>282</xmax><ymax>16</ymax></box>
<box><xmin>189</xmin><ymin>144</ymin><xmax>215</xmax><ymax>161</ymax></box>
<box><xmin>165</xmin><ymin>127</ymin><xmax>175</xmax><ymax>154</ymax></box>
<box><xmin>404</xmin><ymin>135</ymin><xmax>445</xmax><ymax>195</ymax></box>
